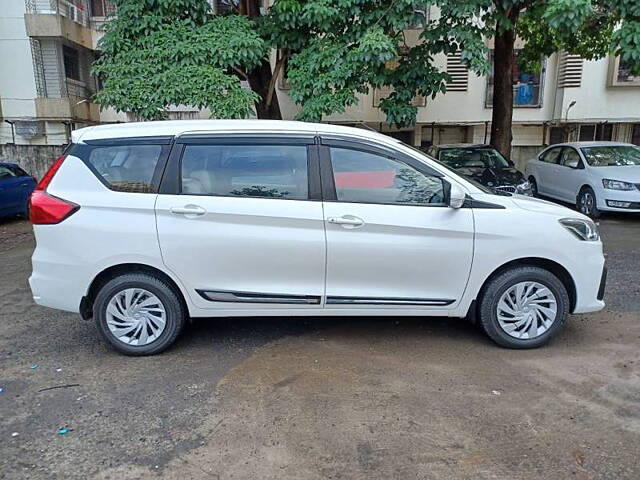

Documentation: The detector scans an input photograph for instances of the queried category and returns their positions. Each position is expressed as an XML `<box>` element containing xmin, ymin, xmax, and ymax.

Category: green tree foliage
<box><xmin>95</xmin><ymin>0</ymin><xmax>640</xmax><ymax>143</ymax></box>
<box><xmin>263</xmin><ymin>0</ymin><xmax>490</xmax><ymax>126</ymax></box>
<box><xmin>94</xmin><ymin>0</ymin><xmax>265</xmax><ymax>120</ymax></box>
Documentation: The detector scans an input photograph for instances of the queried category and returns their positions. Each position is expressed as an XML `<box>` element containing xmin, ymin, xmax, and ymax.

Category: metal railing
<box><xmin>25</xmin><ymin>0</ymin><xmax>91</xmax><ymax>27</ymax></box>
<box><xmin>65</xmin><ymin>78</ymin><xmax>91</xmax><ymax>100</ymax></box>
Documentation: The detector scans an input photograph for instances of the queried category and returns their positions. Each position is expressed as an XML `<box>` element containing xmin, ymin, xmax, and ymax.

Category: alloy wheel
<box><xmin>496</xmin><ymin>281</ymin><xmax>558</xmax><ymax>339</ymax></box>
<box><xmin>579</xmin><ymin>191</ymin><xmax>595</xmax><ymax>216</ymax></box>
<box><xmin>106</xmin><ymin>288</ymin><xmax>167</xmax><ymax>346</ymax></box>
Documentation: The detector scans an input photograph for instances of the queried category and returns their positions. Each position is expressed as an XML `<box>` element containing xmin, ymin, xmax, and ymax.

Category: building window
<box><xmin>579</xmin><ymin>124</ymin><xmax>613</xmax><ymax>141</ymax></box>
<box><xmin>90</xmin><ymin>0</ymin><xmax>115</xmax><ymax>16</ymax></box>
<box><xmin>549</xmin><ymin>126</ymin><xmax>565</xmax><ymax>145</ymax></box>
<box><xmin>608</xmin><ymin>56</ymin><xmax>640</xmax><ymax>87</ymax></box>
<box><xmin>63</xmin><ymin>46</ymin><xmax>81</xmax><ymax>81</ymax></box>
<box><xmin>408</xmin><ymin>3</ymin><xmax>430</xmax><ymax>29</ymax></box>
<box><xmin>632</xmin><ymin>124</ymin><xmax>640</xmax><ymax>146</ymax></box>
<box><xmin>485</xmin><ymin>50</ymin><xmax>545</xmax><ymax>107</ymax></box>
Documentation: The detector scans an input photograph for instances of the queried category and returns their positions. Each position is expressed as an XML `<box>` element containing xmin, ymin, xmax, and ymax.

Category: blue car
<box><xmin>0</xmin><ymin>162</ymin><xmax>37</xmax><ymax>218</ymax></box>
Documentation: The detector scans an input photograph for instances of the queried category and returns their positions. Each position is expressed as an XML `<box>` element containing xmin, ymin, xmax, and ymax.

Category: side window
<box><xmin>86</xmin><ymin>144</ymin><xmax>165</xmax><ymax>193</ymax></box>
<box><xmin>329</xmin><ymin>147</ymin><xmax>445</xmax><ymax>205</ymax></box>
<box><xmin>5</xmin><ymin>165</ymin><xmax>28</xmax><ymax>177</ymax></box>
<box><xmin>180</xmin><ymin>144</ymin><xmax>308</xmax><ymax>200</ymax></box>
<box><xmin>540</xmin><ymin>147</ymin><xmax>562</xmax><ymax>164</ymax></box>
<box><xmin>560</xmin><ymin>148</ymin><xmax>581</xmax><ymax>168</ymax></box>
<box><xmin>12</xmin><ymin>166</ymin><xmax>29</xmax><ymax>177</ymax></box>
<box><xmin>0</xmin><ymin>166</ymin><xmax>17</xmax><ymax>180</ymax></box>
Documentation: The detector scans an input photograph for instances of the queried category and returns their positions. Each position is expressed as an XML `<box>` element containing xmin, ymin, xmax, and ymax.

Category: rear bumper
<box><xmin>29</xmin><ymin>258</ymin><xmax>86</xmax><ymax>313</ymax></box>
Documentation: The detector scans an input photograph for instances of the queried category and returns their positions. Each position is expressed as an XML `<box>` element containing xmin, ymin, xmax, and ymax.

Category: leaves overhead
<box><xmin>94</xmin><ymin>0</ymin><xmax>264</xmax><ymax>120</ymax></box>
<box><xmin>94</xmin><ymin>0</ymin><xmax>640</xmax><ymax>125</ymax></box>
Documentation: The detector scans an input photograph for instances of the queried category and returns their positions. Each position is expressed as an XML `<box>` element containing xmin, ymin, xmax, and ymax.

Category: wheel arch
<box><xmin>474</xmin><ymin>257</ymin><xmax>577</xmax><ymax>314</ymax></box>
<box><xmin>80</xmin><ymin>263</ymin><xmax>189</xmax><ymax>320</ymax></box>
<box><xmin>577</xmin><ymin>183</ymin><xmax>595</xmax><ymax>197</ymax></box>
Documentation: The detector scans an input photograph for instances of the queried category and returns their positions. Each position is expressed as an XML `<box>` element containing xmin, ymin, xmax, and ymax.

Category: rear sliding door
<box><xmin>155</xmin><ymin>135</ymin><xmax>326</xmax><ymax>313</ymax></box>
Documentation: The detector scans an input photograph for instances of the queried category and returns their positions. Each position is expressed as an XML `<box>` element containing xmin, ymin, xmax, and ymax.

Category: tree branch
<box><xmin>266</xmin><ymin>51</ymin><xmax>286</xmax><ymax>107</ymax></box>
<box><xmin>232</xmin><ymin>66</ymin><xmax>249</xmax><ymax>80</ymax></box>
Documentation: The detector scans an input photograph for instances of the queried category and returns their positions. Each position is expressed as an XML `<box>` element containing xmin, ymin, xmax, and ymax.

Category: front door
<box><xmin>319</xmin><ymin>138</ymin><xmax>474</xmax><ymax>309</ymax></box>
<box><xmin>155</xmin><ymin>136</ymin><xmax>326</xmax><ymax>312</ymax></box>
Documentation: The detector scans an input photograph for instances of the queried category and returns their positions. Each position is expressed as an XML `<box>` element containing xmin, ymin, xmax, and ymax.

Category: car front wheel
<box><xmin>478</xmin><ymin>266</ymin><xmax>570</xmax><ymax>349</ymax></box>
<box><xmin>577</xmin><ymin>187</ymin><xmax>601</xmax><ymax>219</ymax></box>
<box><xmin>94</xmin><ymin>273</ymin><xmax>186</xmax><ymax>356</ymax></box>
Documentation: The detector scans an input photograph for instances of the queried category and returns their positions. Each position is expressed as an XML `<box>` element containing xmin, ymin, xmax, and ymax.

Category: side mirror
<box><xmin>445</xmin><ymin>181</ymin><xmax>466</xmax><ymax>209</ymax></box>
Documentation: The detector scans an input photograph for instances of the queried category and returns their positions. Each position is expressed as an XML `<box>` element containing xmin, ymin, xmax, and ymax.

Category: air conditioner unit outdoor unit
<box><xmin>15</xmin><ymin>120</ymin><xmax>45</xmax><ymax>139</ymax></box>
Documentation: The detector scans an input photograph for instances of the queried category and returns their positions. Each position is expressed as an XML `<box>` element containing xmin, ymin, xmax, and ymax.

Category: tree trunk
<box><xmin>489</xmin><ymin>9</ymin><xmax>519</xmax><ymax>159</ymax></box>
<box><xmin>247</xmin><ymin>59</ymin><xmax>282</xmax><ymax>120</ymax></box>
<box><xmin>243</xmin><ymin>0</ymin><xmax>282</xmax><ymax>120</ymax></box>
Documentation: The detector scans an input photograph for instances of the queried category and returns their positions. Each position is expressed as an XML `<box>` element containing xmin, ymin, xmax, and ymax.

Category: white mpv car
<box><xmin>525</xmin><ymin>142</ymin><xmax>640</xmax><ymax>218</ymax></box>
<box><xmin>29</xmin><ymin>121</ymin><xmax>606</xmax><ymax>355</ymax></box>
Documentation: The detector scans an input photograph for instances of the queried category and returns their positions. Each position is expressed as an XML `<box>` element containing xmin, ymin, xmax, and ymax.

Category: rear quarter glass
<box><xmin>69</xmin><ymin>140</ymin><xmax>172</xmax><ymax>193</ymax></box>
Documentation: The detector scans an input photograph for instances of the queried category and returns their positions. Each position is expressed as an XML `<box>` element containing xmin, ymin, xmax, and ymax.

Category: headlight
<box><xmin>516</xmin><ymin>180</ymin><xmax>532</xmax><ymax>195</ymax></box>
<box><xmin>559</xmin><ymin>218</ymin><xmax>600</xmax><ymax>241</ymax></box>
<box><xmin>602</xmin><ymin>179</ymin><xmax>636</xmax><ymax>190</ymax></box>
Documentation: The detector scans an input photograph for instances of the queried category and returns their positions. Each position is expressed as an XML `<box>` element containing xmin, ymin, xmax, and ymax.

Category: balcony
<box><xmin>25</xmin><ymin>0</ymin><xmax>94</xmax><ymax>50</ymax></box>
<box><xmin>35</xmin><ymin>78</ymin><xmax>100</xmax><ymax>122</ymax></box>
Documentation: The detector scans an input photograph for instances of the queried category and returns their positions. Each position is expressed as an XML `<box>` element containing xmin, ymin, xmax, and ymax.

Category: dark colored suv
<box><xmin>425</xmin><ymin>144</ymin><xmax>532</xmax><ymax>196</ymax></box>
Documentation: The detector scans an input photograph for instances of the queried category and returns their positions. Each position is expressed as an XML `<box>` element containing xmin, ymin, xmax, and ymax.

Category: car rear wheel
<box><xmin>577</xmin><ymin>187</ymin><xmax>601</xmax><ymax>219</ymax></box>
<box><xmin>528</xmin><ymin>176</ymin><xmax>538</xmax><ymax>197</ymax></box>
<box><xmin>478</xmin><ymin>266</ymin><xmax>569</xmax><ymax>349</ymax></box>
<box><xmin>94</xmin><ymin>273</ymin><xmax>186</xmax><ymax>356</ymax></box>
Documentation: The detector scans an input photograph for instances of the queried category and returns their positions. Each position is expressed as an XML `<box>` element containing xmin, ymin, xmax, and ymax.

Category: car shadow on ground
<box><xmin>172</xmin><ymin>314</ymin><xmax>490</xmax><ymax>356</ymax></box>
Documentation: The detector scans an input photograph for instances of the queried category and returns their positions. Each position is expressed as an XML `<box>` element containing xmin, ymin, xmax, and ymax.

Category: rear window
<box><xmin>84</xmin><ymin>144</ymin><xmax>166</xmax><ymax>193</ymax></box>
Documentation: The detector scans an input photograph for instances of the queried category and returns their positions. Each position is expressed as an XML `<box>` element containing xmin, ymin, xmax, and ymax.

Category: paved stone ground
<box><xmin>1</xmin><ymin>213</ymin><xmax>639</xmax><ymax>480</ymax></box>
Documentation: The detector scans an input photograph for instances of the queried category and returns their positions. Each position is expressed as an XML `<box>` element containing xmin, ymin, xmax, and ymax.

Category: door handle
<box><xmin>20</xmin><ymin>183</ymin><xmax>29</xmax><ymax>187</ymax></box>
<box><xmin>326</xmin><ymin>215</ymin><xmax>365</xmax><ymax>228</ymax></box>
<box><xmin>170</xmin><ymin>205</ymin><xmax>207</xmax><ymax>216</ymax></box>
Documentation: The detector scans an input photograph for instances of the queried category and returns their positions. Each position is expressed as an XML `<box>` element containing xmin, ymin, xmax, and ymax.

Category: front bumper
<box><xmin>597</xmin><ymin>187</ymin><xmax>640</xmax><ymax>212</ymax></box>
<box><xmin>569</xmin><ymin>242</ymin><xmax>606</xmax><ymax>314</ymax></box>
<box><xmin>597</xmin><ymin>265</ymin><xmax>607</xmax><ymax>301</ymax></box>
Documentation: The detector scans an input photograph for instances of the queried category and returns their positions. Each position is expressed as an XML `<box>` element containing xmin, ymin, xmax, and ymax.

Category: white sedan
<box><xmin>525</xmin><ymin>142</ymin><xmax>640</xmax><ymax>217</ymax></box>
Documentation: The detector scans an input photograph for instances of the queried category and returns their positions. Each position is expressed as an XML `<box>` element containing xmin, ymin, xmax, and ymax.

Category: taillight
<box><xmin>29</xmin><ymin>155</ymin><xmax>79</xmax><ymax>225</ymax></box>
<box><xmin>35</xmin><ymin>155</ymin><xmax>66</xmax><ymax>191</ymax></box>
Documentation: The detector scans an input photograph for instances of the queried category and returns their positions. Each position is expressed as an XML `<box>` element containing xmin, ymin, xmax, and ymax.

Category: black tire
<box><xmin>528</xmin><ymin>176</ymin><xmax>538</xmax><ymax>197</ymax></box>
<box><xmin>94</xmin><ymin>273</ymin><xmax>186</xmax><ymax>356</ymax></box>
<box><xmin>478</xmin><ymin>266</ymin><xmax>570</xmax><ymax>349</ymax></box>
<box><xmin>576</xmin><ymin>186</ymin><xmax>601</xmax><ymax>219</ymax></box>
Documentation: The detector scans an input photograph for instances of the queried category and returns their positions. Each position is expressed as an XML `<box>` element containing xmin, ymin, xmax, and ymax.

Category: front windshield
<box><xmin>402</xmin><ymin>144</ymin><xmax>495</xmax><ymax>194</ymax></box>
<box><xmin>439</xmin><ymin>147</ymin><xmax>511</xmax><ymax>169</ymax></box>
<box><xmin>581</xmin><ymin>145</ymin><xmax>640</xmax><ymax>167</ymax></box>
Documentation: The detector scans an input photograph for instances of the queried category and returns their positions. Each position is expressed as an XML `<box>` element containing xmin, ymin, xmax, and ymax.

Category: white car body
<box><xmin>525</xmin><ymin>141</ymin><xmax>640</xmax><ymax>213</ymax></box>
<box><xmin>28</xmin><ymin>121</ymin><xmax>606</xmax><ymax>352</ymax></box>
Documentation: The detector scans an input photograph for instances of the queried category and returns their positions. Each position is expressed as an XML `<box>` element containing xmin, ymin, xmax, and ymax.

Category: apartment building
<box><xmin>0</xmin><ymin>0</ymin><xmax>110</xmax><ymax>145</ymax></box>
<box><xmin>1</xmin><ymin>1</ymin><xmax>639</xmax><ymax>169</ymax></box>
<box><xmin>277</xmin><ymin>46</ymin><xmax>640</xmax><ymax>166</ymax></box>
<box><xmin>0</xmin><ymin>0</ymin><xmax>213</xmax><ymax>147</ymax></box>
